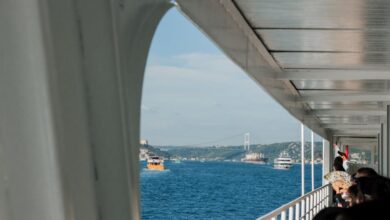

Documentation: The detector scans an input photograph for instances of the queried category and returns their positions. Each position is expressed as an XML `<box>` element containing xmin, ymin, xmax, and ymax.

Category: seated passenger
<box><xmin>315</xmin><ymin>175</ymin><xmax>390</xmax><ymax>219</ymax></box>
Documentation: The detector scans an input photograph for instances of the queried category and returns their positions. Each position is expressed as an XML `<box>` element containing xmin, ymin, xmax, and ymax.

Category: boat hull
<box><xmin>243</xmin><ymin>160</ymin><xmax>268</xmax><ymax>165</ymax></box>
<box><xmin>147</xmin><ymin>164</ymin><xmax>165</xmax><ymax>171</ymax></box>
<box><xmin>273</xmin><ymin>164</ymin><xmax>292</xmax><ymax>169</ymax></box>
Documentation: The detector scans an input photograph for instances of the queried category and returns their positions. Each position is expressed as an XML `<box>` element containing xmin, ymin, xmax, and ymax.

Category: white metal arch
<box><xmin>1</xmin><ymin>0</ymin><xmax>172</xmax><ymax>219</ymax></box>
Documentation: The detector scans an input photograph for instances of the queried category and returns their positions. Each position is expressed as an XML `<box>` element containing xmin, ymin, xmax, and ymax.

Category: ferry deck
<box><xmin>2</xmin><ymin>0</ymin><xmax>390</xmax><ymax>219</ymax></box>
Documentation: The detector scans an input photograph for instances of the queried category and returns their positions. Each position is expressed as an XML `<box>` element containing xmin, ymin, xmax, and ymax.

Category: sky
<box><xmin>141</xmin><ymin>8</ymin><xmax>318</xmax><ymax>146</ymax></box>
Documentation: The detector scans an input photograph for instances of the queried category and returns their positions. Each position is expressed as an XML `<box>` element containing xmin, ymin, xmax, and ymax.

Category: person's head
<box><xmin>334</xmin><ymin>156</ymin><xmax>345</xmax><ymax>171</ymax></box>
<box><xmin>353</xmin><ymin>176</ymin><xmax>390</xmax><ymax>202</ymax></box>
<box><xmin>345</xmin><ymin>184</ymin><xmax>364</xmax><ymax>207</ymax></box>
<box><xmin>355</xmin><ymin>167</ymin><xmax>378</xmax><ymax>178</ymax></box>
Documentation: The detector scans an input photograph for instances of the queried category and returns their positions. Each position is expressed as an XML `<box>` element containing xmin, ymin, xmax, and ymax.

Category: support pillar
<box><xmin>386</xmin><ymin>105</ymin><xmax>390</xmax><ymax>177</ymax></box>
<box><xmin>380</xmin><ymin>124</ymin><xmax>384</xmax><ymax>175</ymax></box>
<box><xmin>377</xmin><ymin>133</ymin><xmax>380</xmax><ymax>172</ymax></box>
<box><xmin>383</xmin><ymin>108</ymin><xmax>389</xmax><ymax>177</ymax></box>
<box><xmin>322</xmin><ymin>139</ymin><xmax>331</xmax><ymax>185</ymax></box>
<box><xmin>371</xmin><ymin>136</ymin><xmax>377</xmax><ymax>170</ymax></box>
<box><xmin>301</xmin><ymin>123</ymin><xmax>305</xmax><ymax>196</ymax></box>
<box><xmin>0</xmin><ymin>0</ymin><xmax>171</xmax><ymax>219</ymax></box>
<box><xmin>311</xmin><ymin>131</ymin><xmax>315</xmax><ymax>191</ymax></box>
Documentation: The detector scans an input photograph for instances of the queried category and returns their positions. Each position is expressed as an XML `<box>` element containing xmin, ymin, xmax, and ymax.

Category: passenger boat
<box><xmin>242</xmin><ymin>152</ymin><xmax>268</xmax><ymax>164</ymax></box>
<box><xmin>273</xmin><ymin>151</ymin><xmax>293</xmax><ymax>169</ymax></box>
<box><xmin>146</xmin><ymin>156</ymin><xmax>165</xmax><ymax>171</ymax></box>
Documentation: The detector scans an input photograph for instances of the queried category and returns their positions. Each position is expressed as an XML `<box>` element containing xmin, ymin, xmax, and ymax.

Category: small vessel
<box><xmin>146</xmin><ymin>156</ymin><xmax>165</xmax><ymax>171</ymax></box>
<box><xmin>273</xmin><ymin>151</ymin><xmax>293</xmax><ymax>169</ymax></box>
<box><xmin>171</xmin><ymin>158</ymin><xmax>181</xmax><ymax>163</ymax></box>
<box><xmin>242</xmin><ymin>152</ymin><xmax>268</xmax><ymax>164</ymax></box>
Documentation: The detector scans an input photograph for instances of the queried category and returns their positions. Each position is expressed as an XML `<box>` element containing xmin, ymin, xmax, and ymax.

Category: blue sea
<box><xmin>141</xmin><ymin>161</ymin><xmax>322</xmax><ymax>219</ymax></box>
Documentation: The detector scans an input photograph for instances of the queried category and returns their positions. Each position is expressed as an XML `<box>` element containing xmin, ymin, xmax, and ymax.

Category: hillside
<box><xmin>160</xmin><ymin>142</ymin><xmax>323</xmax><ymax>162</ymax></box>
<box><xmin>144</xmin><ymin>141</ymin><xmax>371</xmax><ymax>163</ymax></box>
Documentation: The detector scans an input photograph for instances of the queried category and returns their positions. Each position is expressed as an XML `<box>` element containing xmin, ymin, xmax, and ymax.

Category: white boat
<box><xmin>146</xmin><ymin>156</ymin><xmax>165</xmax><ymax>171</ymax></box>
<box><xmin>242</xmin><ymin>152</ymin><xmax>268</xmax><ymax>164</ymax></box>
<box><xmin>273</xmin><ymin>151</ymin><xmax>293</xmax><ymax>169</ymax></box>
<box><xmin>171</xmin><ymin>158</ymin><xmax>181</xmax><ymax>163</ymax></box>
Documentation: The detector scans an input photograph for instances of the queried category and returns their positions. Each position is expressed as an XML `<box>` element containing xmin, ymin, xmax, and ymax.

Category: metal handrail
<box><xmin>258</xmin><ymin>184</ymin><xmax>332</xmax><ymax>220</ymax></box>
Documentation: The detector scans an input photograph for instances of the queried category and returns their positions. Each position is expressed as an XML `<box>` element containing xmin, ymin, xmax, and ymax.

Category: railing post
<box><xmin>314</xmin><ymin>192</ymin><xmax>318</xmax><ymax>215</ymax></box>
<box><xmin>327</xmin><ymin>185</ymin><xmax>332</xmax><ymax>207</ymax></box>
<box><xmin>306</xmin><ymin>197</ymin><xmax>309</xmax><ymax>219</ymax></box>
<box><xmin>309</xmin><ymin>194</ymin><xmax>313</xmax><ymax>219</ymax></box>
<box><xmin>281</xmin><ymin>211</ymin><xmax>286</xmax><ymax>220</ymax></box>
<box><xmin>257</xmin><ymin>185</ymin><xmax>331</xmax><ymax>219</ymax></box>
<box><xmin>288</xmin><ymin>207</ymin><xmax>294</xmax><ymax>220</ymax></box>
<box><xmin>323</xmin><ymin>185</ymin><xmax>326</xmax><ymax>207</ymax></box>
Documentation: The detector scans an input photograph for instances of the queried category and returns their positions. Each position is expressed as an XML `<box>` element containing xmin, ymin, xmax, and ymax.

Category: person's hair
<box><xmin>333</xmin><ymin>156</ymin><xmax>345</xmax><ymax>171</ymax></box>
<box><xmin>356</xmin><ymin>167</ymin><xmax>378</xmax><ymax>177</ymax></box>
<box><xmin>316</xmin><ymin>176</ymin><xmax>390</xmax><ymax>219</ymax></box>
<box><xmin>347</xmin><ymin>184</ymin><xmax>362</xmax><ymax>206</ymax></box>
<box><xmin>354</xmin><ymin>176</ymin><xmax>390</xmax><ymax>202</ymax></box>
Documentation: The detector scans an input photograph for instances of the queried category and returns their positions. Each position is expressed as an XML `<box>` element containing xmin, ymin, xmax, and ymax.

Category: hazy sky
<box><xmin>141</xmin><ymin>8</ymin><xmax>318</xmax><ymax>146</ymax></box>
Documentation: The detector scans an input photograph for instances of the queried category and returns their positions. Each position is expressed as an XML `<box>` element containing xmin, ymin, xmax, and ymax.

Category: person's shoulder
<box><xmin>313</xmin><ymin>207</ymin><xmax>344</xmax><ymax>220</ymax></box>
<box><xmin>341</xmin><ymin>198</ymin><xmax>390</xmax><ymax>219</ymax></box>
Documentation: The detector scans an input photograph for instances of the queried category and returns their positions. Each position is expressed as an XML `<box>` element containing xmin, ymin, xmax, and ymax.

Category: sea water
<box><xmin>141</xmin><ymin>161</ymin><xmax>322</xmax><ymax>219</ymax></box>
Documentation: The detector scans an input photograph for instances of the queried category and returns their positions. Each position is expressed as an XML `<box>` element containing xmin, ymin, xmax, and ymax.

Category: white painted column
<box><xmin>383</xmin><ymin>110</ymin><xmax>388</xmax><ymax>177</ymax></box>
<box><xmin>386</xmin><ymin>105</ymin><xmax>390</xmax><ymax>177</ymax></box>
<box><xmin>1</xmin><ymin>0</ymin><xmax>171</xmax><ymax>219</ymax></box>
<box><xmin>380</xmin><ymin>124</ymin><xmax>384</xmax><ymax>175</ymax></box>
<box><xmin>322</xmin><ymin>139</ymin><xmax>331</xmax><ymax>185</ymax></box>
<box><xmin>371</xmin><ymin>140</ymin><xmax>376</xmax><ymax>169</ymax></box>
<box><xmin>377</xmin><ymin>134</ymin><xmax>380</xmax><ymax>172</ymax></box>
<box><xmin>311</xmin><ymin>131</ymin><xmax>315</xmax><ymax>191</ymax></box>
<box><xmin>301</xmin><ymin>123</ymin><xmax>305</xmax><ymax>196</ymax></box>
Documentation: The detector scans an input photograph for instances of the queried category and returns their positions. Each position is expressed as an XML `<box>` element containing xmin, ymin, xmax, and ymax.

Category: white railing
<box><xmin>258</xmin><ymin>184</ymin><xmax>332</xmax><ymax>220</ymax></box>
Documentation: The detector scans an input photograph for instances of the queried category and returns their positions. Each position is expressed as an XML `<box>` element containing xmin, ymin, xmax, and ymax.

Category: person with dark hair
<box><xmin>354</xmin><ymin>176</ymin><xmax>390</xmax><ymax>201</ymax></box>
<box><xmin>344</xmin><ymin>184</ymin><xmax>360</xmax><ymax>207</ymax></box>
<box><xmin>333</xmin><ymin>197</ymin><xmax>390</xmax><ymax>220</ymax></box>
<box><xmin>313</xmin><ymin>207</ymin><xmax>345</xmax><ymax>220</ymax></box>
<box><xmin>355</xmin><ymin>167</ymin><xmax>378</xmax><ymax>178</ymax></box>
<box><xmin>328</xmin><ymin>156</ymin><xmax>350</xmax><ymax>207</ymax></box>
<box><xmin>315</xmin><ymin>175</ymin><xmax>390</xmax><ymax>219</ymax></box>
<box><xmin>333</xmin><ymin>156</ymin><xmax>345</xmax><ymax>172</ymax></box>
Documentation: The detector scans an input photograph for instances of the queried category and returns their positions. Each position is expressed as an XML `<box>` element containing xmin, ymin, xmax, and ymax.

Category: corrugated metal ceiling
<box><xmin>234</xmin><ymin>0</ymin><xmax>390</xmax><ymax>139</ymax></box>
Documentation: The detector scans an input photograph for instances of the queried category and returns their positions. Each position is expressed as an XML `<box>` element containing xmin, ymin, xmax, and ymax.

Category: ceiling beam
<box><xmin>276</xmin><ymin>69</ymin><xmax>390</xmax><ymax>80</ymax></box>
<box><xmin>310</xmin><ymin>109</ymin><xmax>385</xmax><ymax>116</ymax></box>
<box><xmin>320</xmin><ymin>120</ymin><xmax>381</xmax><ymax>125</ymax></box>
<box><xmin>333</xmin><ymin>131</ymin><xmax>378</xmax><ymax>137</ymax></box>
<box><xmin>298</xmin><ymin>92</ymin><xmax>390</xmax><ymax>102</ymax></box>
<box><xmin>339</xmin><ymin>137</ymin><xmax>377</xmax><ymax>144</ymax></box>
<box><xmin>323</xmin><ymin>124</ymin><xmax>380</xmax><ymax>129</ymax></box>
